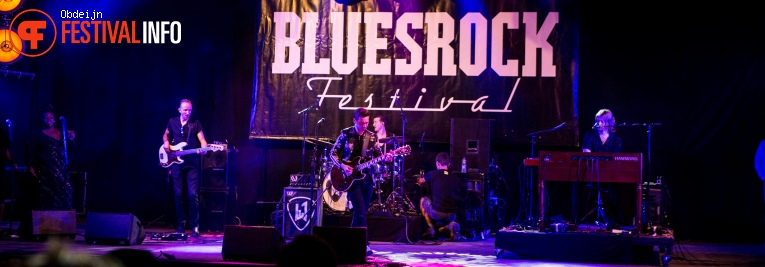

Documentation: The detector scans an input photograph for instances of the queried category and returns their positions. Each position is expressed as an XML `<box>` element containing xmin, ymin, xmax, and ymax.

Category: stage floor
<box><xmin>2</xmin><ymin>222</ymin><xmax>765</xmax><ymax>267</ymax></box>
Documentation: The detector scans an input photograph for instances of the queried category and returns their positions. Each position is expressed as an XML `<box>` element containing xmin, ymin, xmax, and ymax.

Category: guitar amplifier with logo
<box><xmin>288</xmin><ymin>173</ymin><xmax>319</xmax><ymax>188</ymax></box>
<box><xmin>282</xmin><ymin>187</ymin><xmax>322</xmax><ymax>239</ymax></box>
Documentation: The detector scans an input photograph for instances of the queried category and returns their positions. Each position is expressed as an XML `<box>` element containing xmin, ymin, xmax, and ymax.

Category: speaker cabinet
<box><xmin>200</xmin><ymin>190</ymin><xmax>227</xmax><ymax>232</ymax></box>
<box><xmin>312</xmin><ymin>226</ymin><xmax>367</xmax><ymax>265</ymax></box>
<box><xmin>30</xmin><ymin>210</ymin><xmax>77</xmax><ymax>239</ymax></box>
<box><xmin>202</xmin><ymin>147</ymin><xmax>234</xmax><ymax>190</ymax></box>
<box><xmin>642</xmin><ymin>183</ymin><xmax>669</xmax><ymax>230</ymax></box>
<box><xmin>456</xmin><ymin>173</ymin><xmax>498</xmax><ymax>233</ymax></box>
<box><xmin>222</xmin><ymin>225</ymin><xmax>285</xmax><ymax>263</ymax></box>
<box><xmin>450</xmin><ymin>118</ymin><xmax>492</xmax><ymax>173</ymax></box>
<box><xmin>84</xmin><ymin>212</ymin><xmax>145</xmax><ymax>246</ymax></box>
<box><xmin>201</xmin><ymin>169</ymin><xmax>227</xmax><ymax>190</ymax></box>
<box><xmin>282</xmin><ymin>187</ymin><xmax>322</xmax><ymax>239</ymax></box>
<box><xmin>201</xmin><ymin>146</ymin><xmax>238</xmax><ymax>227</ymax></box>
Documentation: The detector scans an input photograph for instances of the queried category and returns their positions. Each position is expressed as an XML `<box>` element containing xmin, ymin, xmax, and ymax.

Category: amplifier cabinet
<box><xmin>282</xmin><ymin>187</ymin><xmax>322</xmax><ymax>239</ymax></box>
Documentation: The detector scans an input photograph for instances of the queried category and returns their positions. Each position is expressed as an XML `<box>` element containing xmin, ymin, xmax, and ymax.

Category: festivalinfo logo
<box><xmin>7</xmin><ymin>8</ymin><xmax>181</xmax><ymax>58</ymax></box>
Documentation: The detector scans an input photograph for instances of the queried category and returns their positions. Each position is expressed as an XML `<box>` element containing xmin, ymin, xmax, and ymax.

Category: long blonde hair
<box><xmin>595</xmin><ymin>109</ymin><xmax>616</xmax><ymax>133</ymax></box>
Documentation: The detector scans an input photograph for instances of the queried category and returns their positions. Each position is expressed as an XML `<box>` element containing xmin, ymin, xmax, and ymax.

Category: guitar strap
<box><xmin>361</xmin><ymin>131</ymin><xmax>370</xmax><ymax>159</ymax></box>
<box><xmin>185</xmin><ymin>120</ymin><xmax>193</xmax><ymax>144</ymax></box>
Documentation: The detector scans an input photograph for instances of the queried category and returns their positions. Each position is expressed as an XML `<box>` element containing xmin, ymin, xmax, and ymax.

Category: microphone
<box><xmin>5</xmin><ymin>119</ymin><xmax>10</xmax><ymax>126</ymax></box>
<box><xmin>59</xmin><ymin>116</ymin><xmax>66</xmax><ymax>122</ymax></box>
<box><xmin>592</xmin><ymin>123</ymin><xmax>599</xmax><ymax>129</ymax></box>
<box><xmin>317</xmin><ymin>118</ymin><xmax>326</xmax><ymax>124</ymax></box>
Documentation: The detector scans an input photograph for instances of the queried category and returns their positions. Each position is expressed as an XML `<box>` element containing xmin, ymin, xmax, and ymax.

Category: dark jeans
<box><xmin>421</xmin><ymin>197</ymin><xmax>456</xmax><ymax>228</ymax></box>
<box><xmin>171</xmin><ymin>159</ymin><xmax>199</xmax><ymax>229</ymax></box>
<box><xmin>347</xmin><ymin>174</ymin><xmax>373</xmax><ymax>243</ymax></box>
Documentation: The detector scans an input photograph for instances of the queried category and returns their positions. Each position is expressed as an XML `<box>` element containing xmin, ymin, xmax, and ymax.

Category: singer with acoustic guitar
<box><xmin>162</xmin><ymin>99</ymin><xmax>208</xmax><ymax>237</ymax></box>
<box><xmin>330</xmin><ymin>108</ymin><xmax>393</xmax><ymax>256</ymax></box>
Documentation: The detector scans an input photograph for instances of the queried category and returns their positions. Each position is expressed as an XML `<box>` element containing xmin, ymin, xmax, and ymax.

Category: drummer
<box><xmin>373</xmin><ymin>115</ymin><xmax>389</xmax><ymax>150</ymax></box>
<box><xmin>372</xmin><ymin>115</ymin><xmax>391</xmax><ymax>180</ymax></box>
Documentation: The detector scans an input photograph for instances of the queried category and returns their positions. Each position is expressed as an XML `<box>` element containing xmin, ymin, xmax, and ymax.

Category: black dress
<box><xmin>25</xmin><ymin>130</ymin><xmax>73</xmax><ymax>210</ymax></box>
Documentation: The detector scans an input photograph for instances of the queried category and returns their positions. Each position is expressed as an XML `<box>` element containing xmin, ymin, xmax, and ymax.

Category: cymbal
<box><xmin>378</xmin><ymin>136</ymin><xmax>410</xmax><ymax>145</ymax></box>
<box><xmin>305</xmin><ymin>138</ymin><xmax>334</xmax><ymax>146</ymax></box>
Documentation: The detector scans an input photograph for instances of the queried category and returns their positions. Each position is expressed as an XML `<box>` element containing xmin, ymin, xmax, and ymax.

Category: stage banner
<box><xmin>252</xmin><ymin>0</ymin><xmax>579</xmax><ymax>146</ymax></box>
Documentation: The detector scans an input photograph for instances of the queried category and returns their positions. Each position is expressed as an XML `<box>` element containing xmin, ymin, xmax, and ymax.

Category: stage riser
<box><xmin>495</xmin><ymin>231</ymin><xmax>673</xmax><ymax>265</ymax></box>
<box><xmin>322</xmin><ymin>214</ymin><xmax>422</xmax><ymax>242</ymax></box>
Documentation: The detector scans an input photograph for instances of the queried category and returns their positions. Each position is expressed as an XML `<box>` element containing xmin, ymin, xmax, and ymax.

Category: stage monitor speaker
<box><xmin>200</xmin><ymin>190</ymin><xmax>227</xmax><ymax>232</ymax></box>
<box><xmin>222</xmin><ymin>225</ymin><xmax>285</xmax><ymax>263</ymax></box>
<box><xmin>312</xmin><ymin>226</ymin><xmax>367</xmax><ymax>265</ymax></box>
<box><xmin>282</xmin><ymin>187</ymin><xmax>322</xmax><ymax>239</ymax></box>
<box><xmin>84</xmin><ymin>212</ymin><xmax>145</xmax><ymax>246</ymax></box>
<box><xmin>450</xmin><ymin>118</ymin><xmax>492</xmax><ymax>173</ymax></box>
<box><xmin>30</xmin><ymin>210</ymin><xmax>77</xmax><ymax>239</ymax></box>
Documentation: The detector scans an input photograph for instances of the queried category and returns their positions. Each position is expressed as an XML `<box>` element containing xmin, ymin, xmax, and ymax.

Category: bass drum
<box><xmin>322</xmin><ymin>175</ymin><xmax>352</xmax><ymax>211</ymax></box>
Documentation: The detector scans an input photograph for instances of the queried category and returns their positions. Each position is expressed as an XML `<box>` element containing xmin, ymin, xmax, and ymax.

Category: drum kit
<box><xmin>312</xmin><ymin>136</ymin><xmax>418</xmax><ymax>216</ymax></box>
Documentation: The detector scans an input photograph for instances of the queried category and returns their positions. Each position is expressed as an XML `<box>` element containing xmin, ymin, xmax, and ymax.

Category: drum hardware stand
<box><xmin>384</xmin><ymin>154</ymin><xmax>417</xmax><ymax>216</ymax></box>
<box><xmin>367</xmin><ymin>171</ymin><xmax>389</xmax><ymax>214</ymax></box>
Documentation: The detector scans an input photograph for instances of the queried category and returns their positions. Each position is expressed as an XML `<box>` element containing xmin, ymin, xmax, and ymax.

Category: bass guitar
<box><xmin>330</xmin><ymin>145</ymin><xmax>411</xmax><ymax>192</ymax></box>
<box><xmin>159</xmin><ymin>142</ymin><xmax>226</xmax><ymax>168</ymax></box>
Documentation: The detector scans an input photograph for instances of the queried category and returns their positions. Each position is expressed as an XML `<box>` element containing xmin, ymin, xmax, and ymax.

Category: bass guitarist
<box><xmin>162</xmin><ymin>99</ymin><xmax>208</xmax><ymax>237</ymax></box>
<box><xmin>330</xmin><ymin>107</ymin><xmax>392</xmax><ymax>256</ymax></box>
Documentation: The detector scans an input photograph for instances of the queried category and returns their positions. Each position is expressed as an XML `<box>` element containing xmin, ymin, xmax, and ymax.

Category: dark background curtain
<box><xmin>1</xmin><ymin>0</ymin><xmax>764</xmax><ymax>242</ymax></box>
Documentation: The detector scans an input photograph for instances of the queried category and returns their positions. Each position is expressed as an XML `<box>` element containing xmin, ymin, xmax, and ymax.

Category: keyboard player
<box><xmin>580</xmin><ymin>109</ymin><xmax>627</xmax><ymax>229</ymax></box>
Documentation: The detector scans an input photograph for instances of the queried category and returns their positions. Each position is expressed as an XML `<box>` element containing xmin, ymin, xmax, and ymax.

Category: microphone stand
<box><xmin>387</xmin><ymin>95</ymin><xmax>416</xmax><ymax>216</ymax></box>
<box><xmin>297</xmin><ymin>105</ymin><xmax>316</xmax><ymax>176</ymax></box>
<box><xmin>617</xmin><ymin>123</ymin><xmax>662</xmax><ymax>182</ymax></box>
<box><xmin>297</xmin><ymin>102</ymin><xmax>317</xmax><ymax>233</ymax></box>
<box><xmin>60</xmin><ymin>116</ymin><xmax>69</xmax><ymax>166</ymax></box>
<box><xmin>306</xmin><ymin>119</ymin><xmax>324</xmax><ymax>233</ymax></box>
<box><xmin>525</xmin><ymin>122</ymin><xmax>566</xmax><ymax>157</ymax></box>
<box><xmin>399</xmin><ymin>96</ymin><xmax>407</xmax><ymax>198</ymax></box>
<box><xmin>6</xmin><ymin>120</ymin><xmax>15</xmax><ymax>234</ymax></box>
<box><xmin>521</xmin><ymin>122</ymin><xmax>566</xmax><ymax>226</ymax></box>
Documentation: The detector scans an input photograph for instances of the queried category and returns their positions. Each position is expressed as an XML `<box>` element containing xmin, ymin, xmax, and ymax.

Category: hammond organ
<box><xmin>536</xmin><ymin>151</ymin><xmax>643</xmax><ymax>233</ymax></box>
